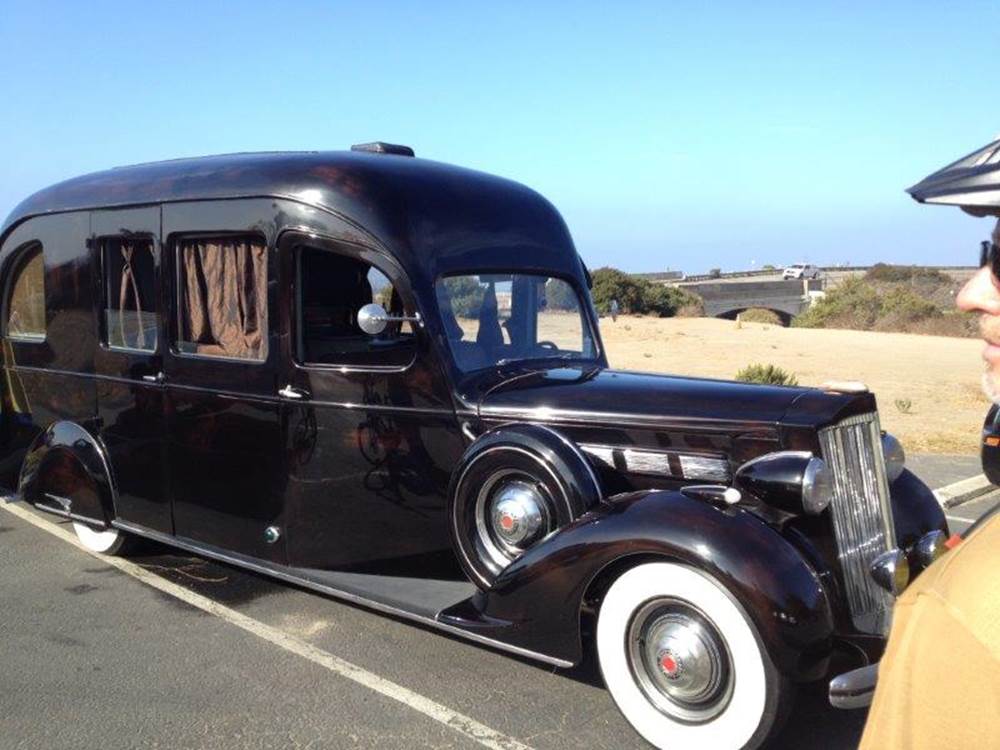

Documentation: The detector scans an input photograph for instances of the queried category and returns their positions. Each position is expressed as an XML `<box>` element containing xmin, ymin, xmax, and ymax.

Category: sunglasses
<box><xmin>981</xmin><ymin>240</ymin><xmax>1000</xmax><ymax>279</ymax></box>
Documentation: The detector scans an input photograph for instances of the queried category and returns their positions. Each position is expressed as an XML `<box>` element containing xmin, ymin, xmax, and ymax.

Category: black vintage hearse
<box><xmin>1</xmin><ymin>145</ymin><xmax>948</xmax><ymax>749</ymax></box>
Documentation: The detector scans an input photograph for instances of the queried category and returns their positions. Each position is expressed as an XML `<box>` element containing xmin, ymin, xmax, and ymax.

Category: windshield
<box><xmin>435</xmin><ymin>273</ymin><xmax>598</xmax><ymax>372</ymax></box>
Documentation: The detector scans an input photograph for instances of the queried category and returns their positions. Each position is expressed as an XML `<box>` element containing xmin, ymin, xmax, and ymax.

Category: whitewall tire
<box><xmin>597</xmin><ymin>562</ymin><xmax>788</xmax><ymax>750</ymax></box>
<box><xmin>71</xmin><ymin>522</ymin><xmax>130</xmax><ymax>555</ymax></box>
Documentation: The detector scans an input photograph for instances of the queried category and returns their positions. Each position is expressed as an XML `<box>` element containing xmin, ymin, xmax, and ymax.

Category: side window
<box><xmin>6</xmin><ymin>245</ymin><xmax>46</xmax><ymax>340</ymax></box>
<box><xmin>175</xmin><ymin>236</ymin><xmax>267</xmax><ymax>361</ymax></box>
<box><xmin>297</xmin><ymin>246</ymin><xmax>415</xmax><ymax>368</ymax></box>
<box><xmin>102</xmin><ymin>237</ymin><xmax>157</xmax><ymax>351</ymax></box>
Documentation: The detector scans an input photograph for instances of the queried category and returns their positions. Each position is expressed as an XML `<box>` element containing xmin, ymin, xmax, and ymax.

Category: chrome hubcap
<box><xmin>627</xmin><ymin>598</ymin><xmax>734</xmax><ymax>723</ymax></box>
<box><xmin>475</xmin><ymin>472</ymin><xmax>551</xmax><ymax>568</ymax></box>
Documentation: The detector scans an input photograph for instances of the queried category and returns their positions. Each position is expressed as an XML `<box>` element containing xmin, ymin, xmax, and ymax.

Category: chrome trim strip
<box><xmin>481</xmin><ymin>404</ymin><xmax>774</xmax><ymax>434</ymax></box>
<box><xmin>8</xmin><ymin>365</ymin><xmax>455</xmax><ymax>417</ymax></box>
<box><xmin>579</xmin><ymin>443</ymin><xmax>730</xmax><ymax>482</ymax></box>
<box><xmin>30</xmin><ymin>496</ymin><xmax>107</xmax><ymax>528</ymax></box>
<box><xmin>678</xmin><ymin>454</ymin><xmax>730</xmax><ymax>483</ymax></box>
<box><xmin>112</xmin><ymin>518</ymin><xmax>573</xmax><ymax>669</ymax></box>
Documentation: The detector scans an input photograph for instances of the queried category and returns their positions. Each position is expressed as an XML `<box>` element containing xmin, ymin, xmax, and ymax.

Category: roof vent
<box><xmin>351</xmin><ymin>142</ymin><xmax>415</xmax><ymax>157</ymax></box>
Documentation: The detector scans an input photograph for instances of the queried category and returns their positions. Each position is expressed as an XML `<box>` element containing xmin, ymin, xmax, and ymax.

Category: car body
<box><xmin>782</xmin><ymin>263</ymin><xmax>821</xmax><ymax>279</ymax></box>
<box><xmin>0</xmin><ymin>145</ymin><xmax>948</xmax><ymax>749</ymax></box>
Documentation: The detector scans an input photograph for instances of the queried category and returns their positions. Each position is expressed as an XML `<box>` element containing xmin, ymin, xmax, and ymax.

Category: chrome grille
<box><xmin>818</xmin><ymin>412</ymin><xmax>896</xmax><ymax>634</ymax></box>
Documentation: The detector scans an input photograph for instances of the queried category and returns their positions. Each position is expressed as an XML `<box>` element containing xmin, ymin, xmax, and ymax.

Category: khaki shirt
<box><xmin>860</xmin><ymin>514</ymin><xmax>1000</xmax><ymax>749</ymax></box>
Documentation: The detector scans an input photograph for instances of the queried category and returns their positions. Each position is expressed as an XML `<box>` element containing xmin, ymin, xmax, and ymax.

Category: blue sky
<box><xmin>2</xmin><ymin>1</ymin><xmax>998</xmax><ymax>273</ymax></box>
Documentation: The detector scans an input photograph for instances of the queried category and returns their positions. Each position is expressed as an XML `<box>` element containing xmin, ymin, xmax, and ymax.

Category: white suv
<box><xmin>783</xmin><ymin>263</ymin><xmax>821</xmax><ymax>279</ymax></box>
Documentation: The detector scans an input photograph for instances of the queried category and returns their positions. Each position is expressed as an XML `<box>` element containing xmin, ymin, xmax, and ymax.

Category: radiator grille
<box><xmin>818</xmin><ymin>412</ymin><xmax>896</xmax><ymax>634</ymax></box>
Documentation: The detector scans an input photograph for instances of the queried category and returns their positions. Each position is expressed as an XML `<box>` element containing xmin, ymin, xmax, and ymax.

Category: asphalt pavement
<box><xmin>1</xmin><ymin>456</ymin><xmax>996</xmax><ymax>750</ymax></box>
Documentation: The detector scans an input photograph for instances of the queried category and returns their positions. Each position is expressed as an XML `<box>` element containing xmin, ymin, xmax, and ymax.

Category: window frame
<box><xmin>98</xmin><ymin>233</ymin><xmax>160</xmax><ymax>355</ymax></box>
<box><xmin>171</xmin><ymin>231</ymin><xmax>271</xmax><ymax>365</ymax></box>
<box><xmin>4</xmin><ymin>242</ymin><xmax>47</xmax><ymax>343</ymax></box>
<box><xmin>288</xmin><ymin>236</ymin><xmax>419</xmax><ymax>374</ymax></box>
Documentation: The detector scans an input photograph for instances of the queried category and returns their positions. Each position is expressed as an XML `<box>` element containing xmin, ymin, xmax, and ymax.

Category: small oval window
<box><xmin>7</xmin><ymin>245</ymin><xmax>46</xmax><ymax>340</ymax></box>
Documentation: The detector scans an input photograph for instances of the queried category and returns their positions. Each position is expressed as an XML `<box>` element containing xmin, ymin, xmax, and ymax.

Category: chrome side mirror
<box><xmin>357</xmin><ymin>303</ymin><xmax>421</xmax><ymax>335</ymax></box>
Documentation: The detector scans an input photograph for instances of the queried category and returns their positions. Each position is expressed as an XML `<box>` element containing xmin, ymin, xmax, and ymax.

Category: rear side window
<box><xmin>176</xmin><ymin>236</ymin><xmax>268</xmax><ymax>361</ymax></box>
<box><xmin>103</xmin><ymin>237</ymin><xmax>157</xmax><ymax>351</ymax></box>
<box><xmin>6</xmin><ymin>245</ymin><xmax>45</xmax><ymax>340</ymax></box>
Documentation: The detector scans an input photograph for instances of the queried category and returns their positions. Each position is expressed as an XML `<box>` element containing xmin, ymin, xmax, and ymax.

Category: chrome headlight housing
<box><xmin>881</xmin><ymin>432</ymin><xmax>905</xmax><ymax>483</ymax></box>
<box><xmin>734</xmin><ymin>451</ymin><xmax>833</xmax><ymax>516</ymax></box>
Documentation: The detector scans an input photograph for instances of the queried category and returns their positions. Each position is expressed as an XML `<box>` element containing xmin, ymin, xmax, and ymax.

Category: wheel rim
<box><xmin>626</xmin><ymin>597</ymin><xmax>735</xmax><ymax>724</ymax></box>
<box><xmin>473</xmin><ymin>470</ymin><xmax>552</xmax><ymax>569</ymax></box>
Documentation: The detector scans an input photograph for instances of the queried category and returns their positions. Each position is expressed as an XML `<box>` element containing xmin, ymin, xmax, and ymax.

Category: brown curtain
<box><xmin>118</xmin><ymin>242</ymin><xmax>146</xmax><ymax>349</ymax></box>
<box><xmin>180</xmin><ymin>238</ymin><xmax>267</xmax><ymax>360</ymax></box>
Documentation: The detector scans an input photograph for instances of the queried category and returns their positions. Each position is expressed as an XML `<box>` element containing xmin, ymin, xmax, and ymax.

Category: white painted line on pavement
<box><xmin>933</xmin><ymin>474</ymin><xmax>994</xmax><ymax>508</ymax></box>
<box><xmin>0</xmin><ymin>501</ymin><xmax>533</xmax><ymax>750</ymax></box>
<box><xmin>946</xmin><ymin>514</ymin><xmax>978</xmax><ymax>524</ymax></box>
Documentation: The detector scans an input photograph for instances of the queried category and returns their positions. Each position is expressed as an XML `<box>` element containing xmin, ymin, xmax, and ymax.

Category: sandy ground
<box><xmin>599</xmin><ymin>315</ymin><xmax>989</xmax><ymax>455</ymax></box>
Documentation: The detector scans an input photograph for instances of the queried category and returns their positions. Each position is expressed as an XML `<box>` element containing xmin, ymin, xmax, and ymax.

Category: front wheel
<box><xmin>597</xmin><ymin>562</ymin><xmax>791</xmax><ymax>750</ymax></box>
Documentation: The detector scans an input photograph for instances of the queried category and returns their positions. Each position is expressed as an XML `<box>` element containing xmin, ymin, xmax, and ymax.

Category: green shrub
<box><xmin>740</xmin><ymin>308</ymin><xmax>784</xmax><ymax>325</ymax></box>
<box><xmin>866</xmin><ymin>264</ymin><xmax>949</xmax><ymax>284</ymax></box>
<box><xmin>794</xmin><ymin>277</ymin><xmax>883</xmax><ymax>329</ymax></box>
<box><xmin>795</xmin><ymin>276</ymin><xmax>952</xmax><ymax>334</ymax></box>
<box><xmin>442</xmin><ymin>276</ymin><xmax>485</xmax><ymax>317</ymax></box>
<box><xmin>544</xmin><ymin>279</ymin><xmax>578</xmax><ymax>310</ymax></box>
<box><xmin>735</xmin><ymin>363</ymin><xmax>799</xmax><ymax>386</ymax></box>
<box><xmin>641</xmin><ymin>284</ymin><xmax>702</xmax><ymax>317</ymax></box>
<box><xmin>591</xmin><ymin>267</ymin><xmax>646</xmax><ymax>314</ymax></box>
<box><xmin>708</xmin><ymin>268</ymin><xmax>722</xmax><ymax>279</ymax></box>
<box><xmin>591</xmin><ymin>267</ymin><xmax>703</xmax><ymax>317</ymax></box>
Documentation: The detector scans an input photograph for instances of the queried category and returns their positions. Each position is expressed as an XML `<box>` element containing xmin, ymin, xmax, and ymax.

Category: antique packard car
<box><xmin>0</xmin><ymin>145</ymin><xmax>948</xmax><ymax>749</ymax></box>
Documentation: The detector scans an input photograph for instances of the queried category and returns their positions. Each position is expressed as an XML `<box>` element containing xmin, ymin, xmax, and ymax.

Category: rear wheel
<box><xmin>71</xmin><ymin>521</ymin><xmax>132</xmax><ymax>555</ymax></box>
<box><xmin>597</xmin><ymin>562</ymin><xmax>791</xmax><ymax>749</ymax></box>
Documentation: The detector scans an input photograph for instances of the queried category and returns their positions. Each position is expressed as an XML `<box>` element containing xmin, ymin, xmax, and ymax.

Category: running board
<box><xmin>112</xmin><ymin>519</ymin><xmax>573</xmax><ymax>668</ymax></box>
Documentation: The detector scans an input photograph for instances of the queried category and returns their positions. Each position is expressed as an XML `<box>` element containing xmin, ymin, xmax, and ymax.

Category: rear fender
<box><xmin>450</xmin><ymin>489</ymin><xmax>835</xmax><ymax>679</ymax></box>
<box><xmin>18</xmin><ymin>421</ymin><xmax>116</xmax><ymax>527</ymax></box>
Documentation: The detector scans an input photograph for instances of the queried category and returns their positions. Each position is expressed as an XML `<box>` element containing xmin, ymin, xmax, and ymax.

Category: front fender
<box><xmin>443</xmin><ymin>488</ymin><xmax>834</xmax><ymax>679</ymax></box>
<box><xmin>891</xmin><ymin>468</ymin><xmax>948</xmax><ymax>546</ymax></box>
<box><xmin>18</xmin><ymin>421</ymin><xmax>116</xmax><ymax>526</ymax></box>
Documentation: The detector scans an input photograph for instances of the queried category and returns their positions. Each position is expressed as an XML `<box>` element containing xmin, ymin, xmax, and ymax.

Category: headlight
<box><xmin>882</xmin><ymin>432</ymin><xmax>905</xmax><ymax>483</ymax></box>
<box><xmin>734</xmin><ymin>451</ymin><xmax>832</xmax><ymax>516</ymax></box>
<box><xmin>802</xmin><ymin>457</ymin><xmax>833</xmax><ymax>515</ymax></box>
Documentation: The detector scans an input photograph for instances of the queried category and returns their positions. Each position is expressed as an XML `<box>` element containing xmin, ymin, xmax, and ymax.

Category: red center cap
<box><xmin>500</xmin><ymin>514</ymin><xmax>515</xmax><ymax>531</ymax></box>
<box><xmin>660</xmin><ymin>654</ymin><xmax>678</xmax><ymax>675</ymax></box>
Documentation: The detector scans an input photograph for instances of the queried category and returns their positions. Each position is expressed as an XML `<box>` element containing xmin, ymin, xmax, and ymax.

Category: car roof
<box><xmin>1</xmin><ymin>150</ymin><xmax>582</xmax><ymax>281</ymax></box>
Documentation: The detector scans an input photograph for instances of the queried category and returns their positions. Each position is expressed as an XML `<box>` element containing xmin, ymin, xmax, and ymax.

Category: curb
<box><xmin>933</xmin><ymin>474</ymin><xmax>996</xmax><ymax>509</ymax></box>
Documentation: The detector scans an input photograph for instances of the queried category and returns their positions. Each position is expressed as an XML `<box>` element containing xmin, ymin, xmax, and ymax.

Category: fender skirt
<box><xmin>440</xmin><ymin>489</ymin><xmax>835</xmax><ymax>680</ymax></box>
<box><xmin>18</xmin><ymin>421</ymin><xmax>116</xmax><ymax>527</ymax></box>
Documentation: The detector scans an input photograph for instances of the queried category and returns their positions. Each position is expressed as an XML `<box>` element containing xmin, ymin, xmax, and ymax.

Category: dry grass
<box><xmin>599</xmin><ymin>316</ymin><xmax>989</xmax><ymax>455</ymax></box>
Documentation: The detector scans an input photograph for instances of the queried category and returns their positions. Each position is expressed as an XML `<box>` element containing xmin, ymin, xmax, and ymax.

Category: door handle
<box><xmin>279</xmin><ymin>385</ymin><xmax>309</xmax><ymax>400</ymax></box>
<box><xmin>142</xmin><ymin>371</ymin><xmax>165</xmax><ymax>384</ymax></box>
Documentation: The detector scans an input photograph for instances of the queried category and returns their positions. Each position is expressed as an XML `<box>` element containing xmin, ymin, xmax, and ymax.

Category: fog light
<box><xmin>870</xmin><ymin>549</ymin><xmax>910</xmax><ymax>596</ymax></box>
<box><xmin>914</xmin><ymin>530</ymin><xmax>947</xmax><ymax>570</ymax></box>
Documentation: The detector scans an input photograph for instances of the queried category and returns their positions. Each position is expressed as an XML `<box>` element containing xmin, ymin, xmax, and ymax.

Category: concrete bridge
<box><xmin>671</xmin><ymin>279</ymin><xmax>823</xmax><ymax>324</ymax></box>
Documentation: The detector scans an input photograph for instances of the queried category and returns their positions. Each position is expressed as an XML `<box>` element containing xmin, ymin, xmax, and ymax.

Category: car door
<box><xmin>91</xmin><ymin>207</ymin><xmax>171</xmax><ymax>533</ymax></box>
<box><xmin>161</xmin><ymin>201</ymin><xmax>286</xmax><ymax>563</ymax></box>
<box><xmin>277</xmin><ymin>232</ymin><xmax>465</xmax><ymax>572</ymax></box>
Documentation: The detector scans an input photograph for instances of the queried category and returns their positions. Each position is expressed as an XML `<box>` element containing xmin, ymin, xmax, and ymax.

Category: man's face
<box><xmin>957</xmin><ymin>218</ymin><xmax>1000</xmax><ymax>402</ymax></box>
